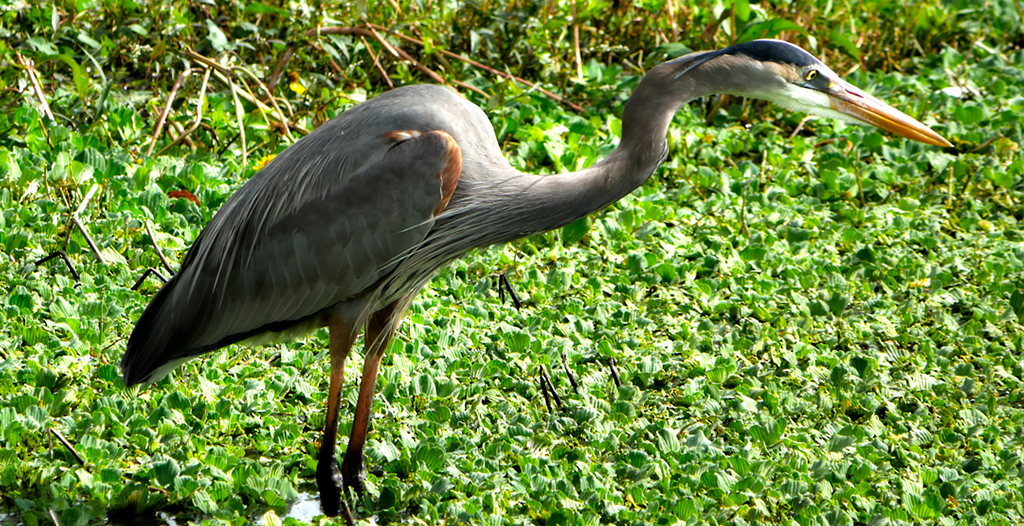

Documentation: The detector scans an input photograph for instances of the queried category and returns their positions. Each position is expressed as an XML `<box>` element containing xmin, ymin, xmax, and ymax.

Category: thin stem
<box><xmin>147</xmin><ymin>68</ymin><xmax>192</xmax><ymax>157</ymax></box>
<box><xmin>155</xmin><ymin>68</ymin><xmax>212</xmax><ymax>157</ymax></box>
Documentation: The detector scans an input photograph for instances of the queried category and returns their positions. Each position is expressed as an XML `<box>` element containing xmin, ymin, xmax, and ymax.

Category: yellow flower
<box><xmin>908</xmin><ymin>277</ymin><xmax>930</xmax><ymax>289</ymax></box>
<box><xmin>253</xmin><ymin>154</ymin><xmax>276</xmax><ymax>171</ymax></box>
<box><xmin>288</xmin><ymin>71</ymin><xmax>307</xmax><ymax>95</ymax></box>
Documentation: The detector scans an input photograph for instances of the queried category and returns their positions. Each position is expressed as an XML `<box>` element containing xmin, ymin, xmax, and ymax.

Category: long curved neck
<box><xmin>511</xmin><ymin>54</ymin><xmax>728</xmax><ymax>232</ymax></box>
<box><xmin>436</xmin><ymin>53</ymin><xmax>736</xmax><ymax>254</ymax></box>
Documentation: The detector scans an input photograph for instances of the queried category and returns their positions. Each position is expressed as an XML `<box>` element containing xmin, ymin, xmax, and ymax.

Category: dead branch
<box><xmin>368</xmin><ymin>23</ymin><xmax>584</xmax><ymax>112</ymax></box>
<box><xmin>144</xmin><ymin>220</ymin><xmax>175</xmax><ymax>275</ymax></box>
<box><xmin>147</xmin><ymin>68</ymin><xmax>193</xmax><ymax>157</ymax></box>
<box><xmin>15</xmin><ymin>53</ymin><xmax>55</xmax><ymax>121</ymax></box>
<box><xmin>155</xmin><ymin>67</ymin><xmax>212</xmax><ymax>156</ymax></box>
<box><xmin>64</xmin><ymin>184</ymin><xmax>106</xmax><ymax>265</ymax></box>
<box><xmin>609</xmin><ymin>357</ymin><xmax>622</xmax><ymax>388</ymax></box>
<box><xmin>49</xmin><ymin>428</ymin><xmax>86</xmax><ymax>466</ymax></box>
<box><xmin>541</xmin><ymin>365</ymin><xmax>563</xmax><ymax>410</ymax></box>
<box><xmin>361</xmin><ymin>35</ymin><xmax>394</xmax><ymax>89</ymax></box>
<box><xmin>561</xmin><ymin>351</ymin><xmax>580</xmax><ymax>394</ymax></box>
<box><xmin>267</xmin><ymin>25</ymin><xmax>575</xmax><ymax>110</ymax></box>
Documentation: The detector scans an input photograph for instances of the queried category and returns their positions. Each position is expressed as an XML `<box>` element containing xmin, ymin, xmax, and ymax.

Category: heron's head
<box><xmin>672</xmin><ymin>39</ymin><xmax>951</xmax><ymax>147</ymax></box>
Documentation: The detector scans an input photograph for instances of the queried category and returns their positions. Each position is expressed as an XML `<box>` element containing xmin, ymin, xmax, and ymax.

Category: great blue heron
<box><xmin>122</xmin><ymin>39</ymin><xmax>950</xmax><ymax>516</ymax></box>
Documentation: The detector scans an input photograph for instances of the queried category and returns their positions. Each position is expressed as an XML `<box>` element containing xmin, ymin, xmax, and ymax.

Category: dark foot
<box><xmin>316</xmin><ymin>458</ymin><xmax>344</xmax><ymax>517</ymax></box>
<box><xmin>341</xmin><ymin>454</ymin><xmax>367</xmax><ymax>496</ymax></box>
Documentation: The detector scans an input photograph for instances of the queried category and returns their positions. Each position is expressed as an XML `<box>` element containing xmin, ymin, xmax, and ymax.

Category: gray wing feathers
<box><xmin>183</xmin><ymin>134</ymin><xmax>449</xmax><ymax>347</ymax></box>
<box><xmin>124</xmin><ymin>127</ymin><xmax>457</xmax><ymax>382</ymax></box>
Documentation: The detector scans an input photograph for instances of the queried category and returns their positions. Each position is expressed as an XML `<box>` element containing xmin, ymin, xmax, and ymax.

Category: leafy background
<box><xmin>1</xmin><ymin>0</ymin><xmax>1023</xmax><ymax>524</ymax></box>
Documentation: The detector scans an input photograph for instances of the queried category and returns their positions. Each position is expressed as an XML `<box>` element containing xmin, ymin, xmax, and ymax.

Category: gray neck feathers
<box><xmin>377</xmin><ymin>52</ymin><xmax>737</xmax><ymax>308</ymax></box>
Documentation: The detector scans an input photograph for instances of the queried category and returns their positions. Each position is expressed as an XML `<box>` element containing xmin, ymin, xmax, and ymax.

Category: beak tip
<box><xmin>924</xmin><ymin>133</ymin><xmax>953</xmax><ymax>148</ymax></box>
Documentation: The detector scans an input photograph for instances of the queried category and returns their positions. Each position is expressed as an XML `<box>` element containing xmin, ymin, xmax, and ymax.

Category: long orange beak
<box><xmin>828</xmin><ymin>80</ymin><xmax>952</xmax><ymax>147</ymax></box>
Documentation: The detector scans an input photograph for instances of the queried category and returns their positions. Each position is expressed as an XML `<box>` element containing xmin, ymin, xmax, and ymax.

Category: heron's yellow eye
<box><xmin>805</xmin><ymin>70</ymin><xmax>819</xmax><ymax>82</ymax></box>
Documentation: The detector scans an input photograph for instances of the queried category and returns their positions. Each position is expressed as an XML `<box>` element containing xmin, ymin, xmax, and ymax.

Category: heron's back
<box><xmin>123</xmin><ymin>85</ymin><xmax>502</xmax><ymax>385</ymax></box>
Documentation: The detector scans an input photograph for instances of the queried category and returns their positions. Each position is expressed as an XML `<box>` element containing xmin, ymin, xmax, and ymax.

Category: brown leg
<box><xmin>317</xmin><ymin>311</ymin><xmax>360</xmax><ymax>517</ymax></box>
<box><xmin>341</xmin><ymin>301</ymin><xmax>401</xmax><ymax>495</ymax></box>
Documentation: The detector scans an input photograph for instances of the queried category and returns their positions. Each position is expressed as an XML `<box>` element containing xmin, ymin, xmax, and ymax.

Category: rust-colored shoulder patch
<box><xmin>427</xmin><ymin>131</ymin><xmax>461</xmax><ymax>216</ymax></box>
<box><xmin>380</xmin><ymin>129</ymin><xmax>462</xmax><ymax>216</ymax></box>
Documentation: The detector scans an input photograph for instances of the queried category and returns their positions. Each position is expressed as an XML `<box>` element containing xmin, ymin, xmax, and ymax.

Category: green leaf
<box><xmin>561</xmin><ymin>216</ymin><xmax>592</xmax><ymax>245</ymax></box>
<box><xmin>739</xmin><ymin>19</ymin><xmax>807</xmax><ymax>43</ymax></box>
<box><xmin>261</xmin><ymin>488</ymin><xmax>286</xmax><ymax>507</ymax></box>
<box><xmin>153</xmin><ymin>458</ymin><xmax>180</xmax><ymax>487</ymax></box>
<box><xmin>373</xmin><ymin>440</ymin><xmax>401</xmax><ymax>463</ymax></box>
<box><xmin>429</xmin><ymin>477</ymin><xmax>453</xmax><ymax>495</ymax></box>
<box><xmin>809</xmin><ymin>300</ymin><xmax>829</xmax><ymax>317</ymax></box>
<box><xmin>954</xmin><ymin>103</ymin><xmax>985</xmax><ymax>125</ymax></box>
<box><xmin>828</xmin><ymin>30</ymin><xmax>862</xmax><ymax>59</ymax></box>
<box><xmin>11</xmin><ymin>294</ymin><xmax>37</xmax><ymax>313</ymax></box>
<box><xmin>897</xmin><ymin>197</ymin><xmax>920</xmax><ymax>211</ymax></box>
<box><xmin>244</xmin><ymin>2</ymin><xmax>289</xmax><ymax>16</ymax></box>
<box><xmin>77</xmin><ymin>33</ymin><xmax>102</xmax><ymax>50</ymax></box>
<box><xmin>825</xmin><ymin>293</ymin><xmax>850</xmax><ymax>315</ymax></box>
<box><xmin>656</xmin><ymin>428</ymin><xmax>680</xmax><ymax>454</ymax></box>
<box><xmin>786</xmin><ymin>228</ymin><xmax>813</xmax><ymax>243</ymax></box>
<box><xmin>413</xmin><ymin>374</ymin><xmax>436</xmax><ymax>397</ymax></box>
<box><xmin>162</xmin><ymin>391</ymin><xmax>191</xmax><ymax>411</ymax></box>
<box><xmin>378</xmin><ymin>485</ymin><xmax>398</xmax><ymax>509</ymax></box>
<box><xmin>732</xmin><ymin>0</ymin><xmax>750</xmax><ymax>21</ymax></box>
<box><xmin>205</xmin><ymin>19</ymin><xmax>231</xmax><ymax>53</ymax></box>
<box><xmin>37</xmin><ymin>55</ymin><xmax>91</xmax><ymax>100</ymax></box>
<box><xmin>655</xmin><ymin>43</ymin><xmax>693</xmax><ymax>59</ymax></box>
<box><xmin>730</xmin><ymin>456</ymin><xmax>750</xmax><ymax>476</ymax></box>
<box><xmin>855</xmin><ymin>247</ymin><xmax>876</xmax><ymax>263</ymax></box>
<box><xmin>1010</xmin><ymin>290</ymin><xmax>1024</xmax><ymax>318</ymax></box>
<box><xmin>49</xmin><ymin>297</ymin><xmax>77</xmax><ymax>320</ymax></box>
<box><xmin>503</xmin><ymin>331</ymin><xmax>531</xmax><ymax>353</ymax></box>
<box><xmin>827</xmin><ymin>433</ymin><xmax>856</xmax><ymax>452</ymax></box>
<box><xmin>750</xmin><ymin>418</ymin><xmax>787</xmax><ymax>446</ymax></box>
<box><xmin>413</xmin><ymin>446</ymin><xmax>445</xmax><ymax>471</ymax></box>
<box><xmin>739</xmin><ymin>244</ymin><xmax>768</xmax><ymax>262</ymax></box>
<box><xmin>25</xmin><ymin>37</ymin><xmax>58</xmax><ymax>55</ymax></box>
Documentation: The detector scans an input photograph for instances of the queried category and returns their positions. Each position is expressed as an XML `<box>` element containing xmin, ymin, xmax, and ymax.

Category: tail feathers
<box><xmin>122</xmin><ymin>275</ymin><xmax>316</xmax><ymax>386</ymax></box>
<box><xmin>122</xmin><ymin>277</ymin><xmax>190</xmax><ymax>386</ymax></box>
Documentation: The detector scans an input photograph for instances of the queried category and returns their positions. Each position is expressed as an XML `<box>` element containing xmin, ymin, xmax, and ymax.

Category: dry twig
<box><xmin>66</xmin><ymin>184</ymin><xmax>106</xmax><ymax>265</ymax></box>
<box><xmin>499</xmin><ymin>273</ymin><xmax>523</xmax><ymax>310</ymax></box>
<box><xmin>15</xmin><ymin>53</ymin><xmax>55</xmax><ymax>121</ymax></box>
<box><xmin>227</xmin><ymin>72</ymin><xmax>248</xmax><ymax>167</ymax></box>
<box><xmin>571</xmin><ymin>0</ymin><xmax>584</xmax><ymax>80</ymax></box>
<box><xmin>369</xmin><ymin>24</ymin><xmax>583</xmax><ymax>112</ymax></box>
<box><xmin>561</xmin><ymin>352</ymin><xmax>580</xmax><ymax>394</ymax></box>
<box><xmin>184</xmin><ymin>49</ymin><xmax>294</xmax><ymax>134</ymax></box>
<box><xmin>539</xmin><ymin>373</ymin><xmax>553</xmax><ymax>412</ymax></box>
<box><xmin>361</xmin><ymin>35</ymin><xmax>394</xmax><ymax>89</ymax></box>
<box><xmin>267</xmin><ymin>25</ymin><xmax>576</xmax><ymax>110</ymax></box>
<box><xmin>232</xmin><ymin>67</ymin><xmax>297</xmax><ymax>141</ymax></box>
<box><xmin>541</xmin><ymin>365</ymin><xmax>563</xmax><ymax>410</ymax></box>
<box><xmin>144</xmin><ymin>220</ymin><xmax>175</xmax><ymax>275</ymax></box>
<box><xmin>788</xmin><ymin>115</ymin><xmax>815</xmax><ymax>140</ymax></box>
<box><xmin>155</xmin><ymin>68</ymin><xmax>212</xmax><ymax>157</ymax></box>
<box><xmin>147</xmin><ymin>68</ymin><xmax>193</xmax><ymax>157</ymax></box>
<box><xmin>131</xmin><ymin>268</ymin><xmax>169</xmax><ymax>290</ymax></box>
<box><xmin>609</xmin><ymin>357</ymin><xmax>622</xmax><ymax>388</ymax></box>
<box><xmin>49</xmin><ymin>428</ymin><xmax>86</xmax><ymax>466</ymax></box>
<box><xmin>35</xmin><ymin>251</ymin><xmax>80</xmax><ymax>281</ymax></box>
